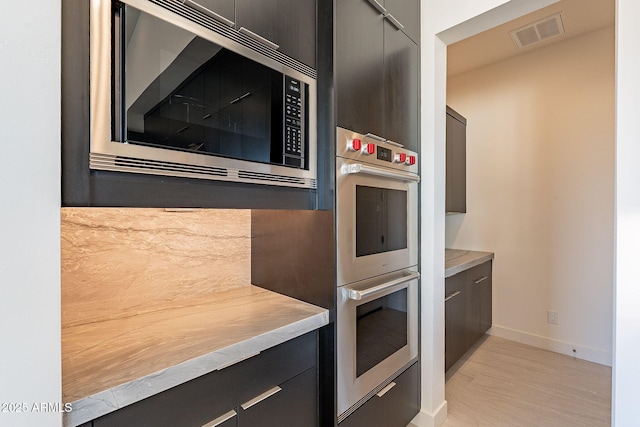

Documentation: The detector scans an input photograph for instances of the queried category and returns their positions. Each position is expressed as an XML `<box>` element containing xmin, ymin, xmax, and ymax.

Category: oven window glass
<box><xmin>116</xmin><ymin>4</ymin><xmax>281</xmax><ymax>164</ymax></box>
<box><xmin>356</xmin><ymin>288</ymin><xmax>408</xmax><ymax>377</ymax></box>
<box><xmin>355</xmin><ymin>186</ymin><xmax>408</xmax><ymax>257</ymax></box>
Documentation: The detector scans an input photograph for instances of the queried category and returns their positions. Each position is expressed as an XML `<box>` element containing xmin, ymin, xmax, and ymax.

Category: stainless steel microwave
<box><xmin>90</xmin><ymin>0</ymin><xmax>317</xmax><ymax>188</ymax></box>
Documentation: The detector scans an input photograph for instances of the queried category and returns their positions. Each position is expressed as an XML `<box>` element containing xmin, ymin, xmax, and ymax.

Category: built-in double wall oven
<box><xmin>335</xmin><ymin>127</ymin><xmax>420</xmax><ymax>421</ymax></box>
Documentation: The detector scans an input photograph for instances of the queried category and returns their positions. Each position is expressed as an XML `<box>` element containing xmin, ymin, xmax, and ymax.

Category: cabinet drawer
<box><xmin>237</xmin><ymin>367</ymin><xmax>318</xmax><ymax>427</ymax></box>
<box><xmin>338</xmin><ymin>362</ymin><xmax>419</xmax><ymax>427</ymax></box>
<box><xmin>93</xmin><ymin>331</ymin><xmax>317</xmax><ymax>427</ymax></box>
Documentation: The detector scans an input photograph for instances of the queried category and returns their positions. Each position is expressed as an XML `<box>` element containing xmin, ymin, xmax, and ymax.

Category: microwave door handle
<box><xmin>344</xmin><ymin>272</ymin><xmax>420</xmax><ymax>301</ymax></box>
<box><xmin>342</xmin><ymin>163</ymin><xmax>420</xmax><ymax>183</ymax></box>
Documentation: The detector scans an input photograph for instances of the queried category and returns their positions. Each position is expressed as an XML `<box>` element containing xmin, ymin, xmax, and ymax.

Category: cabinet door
<box><xmin>446</xmin><ymin>108</ymin><xmax>467</xmax><ymax>213</ymax></box>
<box><xmin>235</xmin><ymin>0</ymin><xmax>316</xmax><ymax>68</ymax></box>
<box><xmin>445</xmin><ymin>271</ymin><xmax>469</xmax><ymax>372</ymax></box>
<box><xmin>237</xmin><ymin>368</ymin><xmax>317</xmax><ymax>427</ymax></box>
<box><xmin>383</xmin><ymin>20</ymin><xmax>418</xmax><ymax>150</ymax></box>
<box><xmin>339</xmin><ymin>362</ymin><xmax>419</xmax><ymax>427</ymax></box>
<box><xmin>383</xmin><ymin>0</ymin><xmax>420</xmax><ymax>43</ymax></box>
<box><xmin>336</xmin><ymin>0</ymin><xmax>385</xmax><ymax>138</ymax></box>
<box><xmin>184</xmin><ymin>0</ymin><xmax>235</xmax><ymax>26</ymax></box>
<box><xmin>467</xmin><ymin>261</ymin><xmax>492</xmax><ymax>340</ymax></box>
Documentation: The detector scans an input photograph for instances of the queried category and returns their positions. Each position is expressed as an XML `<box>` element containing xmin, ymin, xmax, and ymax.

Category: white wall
<box><xmin>0</xmin><ymin>1</ymin><xmax>62</xmax><ymax>427</ymax></box>
<box><xmin>415</xmin><ymin>1</ymin><xmax>561</xmax><ymax>426</ymax></box>
<box><xmin>614</xmin><ymin>0</ymin><xmax>640</xmax><ymax>424</ymax></box>
<box><xmin>446</xmin><ymin>27</ymin><xmax>615</xmax><ymax>365</ymax></box>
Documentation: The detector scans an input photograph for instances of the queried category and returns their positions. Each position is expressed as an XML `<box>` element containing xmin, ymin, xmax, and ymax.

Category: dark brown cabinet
<box><xmin>445</xmin><ymin>261</ymin><xmax>492</xmax><ymax>371</ymax></box>
<box><xmin>235</xmin><ymin>0</ymin><xmax>317</xmax><ymax>68</ymax></box>
<box><xmin>446</xmin><ymin>106</ymin><xmax>467</xmax><ymax>214</ymax></box>
<box><xmin>338</xmin><ymin>362</ymin><xmax>419</xmax><ymax>427</ymax></box>
<box><xmin>383</xmin><ymin>0</ymin><xmax>420</xmax><ymax>43</ymax></box>
<box><xmin>92</xmin><ymin>332</ymin><xmax>318</xmax><ymax>427</ymax></box>
<box><xmin>336</xmin><ymin>0</ymin><xmax>419</xmax><ymax>151</ymax></box>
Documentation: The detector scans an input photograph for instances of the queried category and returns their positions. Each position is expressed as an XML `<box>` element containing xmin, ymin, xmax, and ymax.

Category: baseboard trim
<box><xmin>409</xmin><ymin>400</ymin><xmax>448</xmax><ymax>427</ymax></box>
<box><xmin>488</xmin><ymin>325</ymin><xmax>612</xmax><ymax>367</ymax></box>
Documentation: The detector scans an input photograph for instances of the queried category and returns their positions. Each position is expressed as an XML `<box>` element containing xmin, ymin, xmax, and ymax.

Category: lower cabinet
<box><xmin>445</xmin><ymin>261</ymin><xmax>492</xmax><ymax>371</ymax></box>
<box><xmin>91</xmin><ymin>331</ymin><xmax>318</xmax><ymax>427</ymax></box>
<box><xmin>338</xmin><ymin>362</ymin><xmax>419</xmax><ymax>427</ymax></box>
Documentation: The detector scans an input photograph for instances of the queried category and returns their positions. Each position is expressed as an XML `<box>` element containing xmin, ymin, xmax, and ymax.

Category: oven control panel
<box><xmin>337</xmin><ymin>127</ymin><xmax>418</xmax><ymax>174</ymax></box>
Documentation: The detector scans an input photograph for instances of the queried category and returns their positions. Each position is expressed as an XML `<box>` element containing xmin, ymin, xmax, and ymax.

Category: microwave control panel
<box><xmin>283</xmin><ymin>76</ymin><xmax>304</xmax><ymax>163</ymax></box>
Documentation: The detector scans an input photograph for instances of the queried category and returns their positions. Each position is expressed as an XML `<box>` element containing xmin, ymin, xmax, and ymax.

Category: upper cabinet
<box><xmin>235</xmin><ymin>0</ymin><xmax>317</xmax><ymax>68</ymax></box>
<box><xmin>383</xmin><ymin>0</ymin><xmax>420</xmax><ymax>43</ymax></box>
<box><xmin>185</xmin><ymin>0</ymin><xmax>317</xmax><ymax>68</ymax></box>
<box><xmin>446</xmin><ymin>106</ymin><xmax>467</xmax><ymax>214</ymax></box>
<box><xmin>336</xmin><ymin>0</ymin><xmax>419</xmax><ymax>152</ymax></box>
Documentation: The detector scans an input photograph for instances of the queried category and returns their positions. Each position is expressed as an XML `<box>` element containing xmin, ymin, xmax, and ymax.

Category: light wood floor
<box><xmin>443</xmin><ymin>336</ymin><xmax>612</xmax><ymax>427</ymax></box>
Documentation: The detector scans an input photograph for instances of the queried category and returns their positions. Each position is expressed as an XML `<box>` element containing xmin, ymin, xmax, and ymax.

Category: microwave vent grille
<box><xmin>90</xmin><ymin>153</ymin><xmax>317</xmax><ymax>189</ymax></box>
<box><xmin>237</xmin><ymin>170</ymin><xmax>317</xmax><ymax>188</ymax></box>
<box><xmin>150</xmin><ymin>0</ymin><xmax>317</xmax><ymax>79</ymax></box>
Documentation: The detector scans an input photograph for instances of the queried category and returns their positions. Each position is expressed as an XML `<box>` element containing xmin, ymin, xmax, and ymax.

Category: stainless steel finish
<box><xmin>364</xmin><ymin>132</ymin><xmax>387</xmax><ymax>142</ymax></box>
<box><xmin>384</xmin><ymin>13</ymin><xmax>404</xmax><ymax>30</ymax></box>
<box><xmin>337</xmin><ymin>270</ymin><xmax>419</xmax><ymax>417</ymax></box>
<box><xmin>238</xmin><ymin>26</ymin><xmax>279</xmax><ymax>50</ymax></box>
<box><xmin>341</xmin><ymin>163</ymin><xmax>420</xmax><ymax>183</ymax></box>
<box><xmin>240</xmin><ymin>386</ymin><xmax>282</xmax><ymax>410</ymax></box>
<box><xmin>375</xmin><ymin>382</ymin><xmax>396</xmax><ymax>398</ymax></box>
<box><xmin>474</xmin><ymin>275</ymin><xmax>489</xmax><ymax>284</ymax></box>
<box><xmin>90</xmin><ymin>0</ymin><xmax>317</xmax><ymax>189</ymax></box>
<box><xmin>382</xmin><ymin>139</ymin><xmax>404</xmax><ymax>148</ymax></box>
<box><xmin>336</xmin><ymin>127</ymin><xmax>418</xmax><ymax>286</ymax></box>
<box><xmin>202</xmin><ymin>410</ymin><xmax>237</xmax><ymax>427</ymax></box>
<box><xmin>343</xmin><ymin>271</ymin><xmax>420</xmax><ymax>301</ymax></box>
<box><xmin>364</xmin><ymin>133</ymin><xmax>404</xmax><ymax>148</ymax></box>
<box><xmin>184</xmin><ymin>0</ymin><xmax>234</xmax><ymax>27</ymax></box>
<box><xmin>336</xmin><ymin>128</ymin><xmax>418</xmax><ymax>174</ymax></box>
<box><xmin>445</xmin><ymin>290</ymin><xmax>462</xmax><ymax>302</ymax></box>
<box><xmin>366</xmin><ymin>0</ymin><xmax>386</xmax><ymax>14</ymax></box>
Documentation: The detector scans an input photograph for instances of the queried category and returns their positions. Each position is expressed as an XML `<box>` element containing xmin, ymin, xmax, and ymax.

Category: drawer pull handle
<box><xmin>184</xmin><ymin>0</ymin><xmax>235</xmax><ymax>27</ymax></box>
<box><xmin>241</xmin><ymin>386</ymin><xmax>282</xmax><ymax>410</ymax></box>
<box><xmin>238</xmin><ymin>27</ymin><xmax>279</xmax><ymax>50</ymax></box>
<box><xmin>445</xmin><ymin>290</ymin><xmax>461</xmax><ymax>302</ymax></box>
<box><xmin>384</xmin><ymin>13</ymin><xmax>405</xmax><ymax>30</ymax></box>
<box><xmin>202</xmin><ymin>410</ymin><xmax>237</xmax><ymax>427</ymax></box>
<box><xmin>376</xmin><ymin>382</ymin><xmax>396</xmax><ymax>398</ymax></box>
<box><xmin>474</xmin><ymin>275</ymin><xmax>489</xmax><ymax>284</ymax></box>
<box><xmin>366</xmin><ymin>0</ymin><xmax>387</xmax><ymax>14</ymax></box>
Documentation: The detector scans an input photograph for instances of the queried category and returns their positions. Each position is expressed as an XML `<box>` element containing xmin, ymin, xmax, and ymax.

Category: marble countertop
<box><xmin>445</xmin><ymin>249</ymin><xmax>494</xmax><ymax>278</ymax></box>
<box><xmin>62</xmin><ymin>285</ymin><xmax>329</xmax><ymax>427</ymax></box>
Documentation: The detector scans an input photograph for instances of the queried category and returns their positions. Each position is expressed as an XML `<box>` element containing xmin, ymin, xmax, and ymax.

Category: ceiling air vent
<box><xmin>509</xmin><ymin>13</ymin><xmax>565</xmax><ymax>48</ymax></box>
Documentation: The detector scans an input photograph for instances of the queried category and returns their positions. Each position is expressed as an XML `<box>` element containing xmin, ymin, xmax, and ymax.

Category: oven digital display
<box><xmin>355</xmin><ymin>186</ymin><xmax>408</xmax><ymax>257</ymax></box>
<box><xmin>376</xmin><ymin>146</ymin><xmax>392</xmax><ymax>162</ymax></box>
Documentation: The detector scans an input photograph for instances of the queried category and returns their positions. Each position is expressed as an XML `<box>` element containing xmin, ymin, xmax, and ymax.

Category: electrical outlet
<box><xmin>547</xmin><ymin>310</ymin><xmax>558</xmax><ymax>325</ymax></box>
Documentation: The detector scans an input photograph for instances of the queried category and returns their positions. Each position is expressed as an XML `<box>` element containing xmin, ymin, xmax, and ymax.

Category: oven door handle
<box><xmin>342</xmin><ymin>163</ymin><xmax>420</xmax><ymax>183</ymax></box>
<box><xmin>343</xmin><ymin>272</ymin><xmax>420</xmax><ymax>301</ymax></box>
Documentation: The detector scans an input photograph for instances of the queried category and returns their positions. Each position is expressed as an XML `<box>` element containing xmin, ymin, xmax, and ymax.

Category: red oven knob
<box><xmin>362</xmin><ymin>143</ymin><xmax>375</xmax><ymax>155</ymax></box>
<box><xmin>394</xmin><ymin>153</ymin><xmax>407</xmax><ymax>163</ymax></box>
<box><xmin>405</xmin><ymin>155</ymin><xmax>416</xmax><ymax>166</ymax></box>
<box><xmin>347</xmin><ymin>138</ymin><xmax>362</xmax><ymax>152</ymax></box>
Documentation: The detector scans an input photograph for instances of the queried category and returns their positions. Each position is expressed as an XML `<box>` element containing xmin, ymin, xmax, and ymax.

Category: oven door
<box><xmin>337</xmin><ymin>270</ymin><xmax>419</xmax><ymax>419</ymax></box>
<box><xmin>336</xmin><ymin>157</ymin><xmax>419</xmax><ymax>286</ymax></box>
